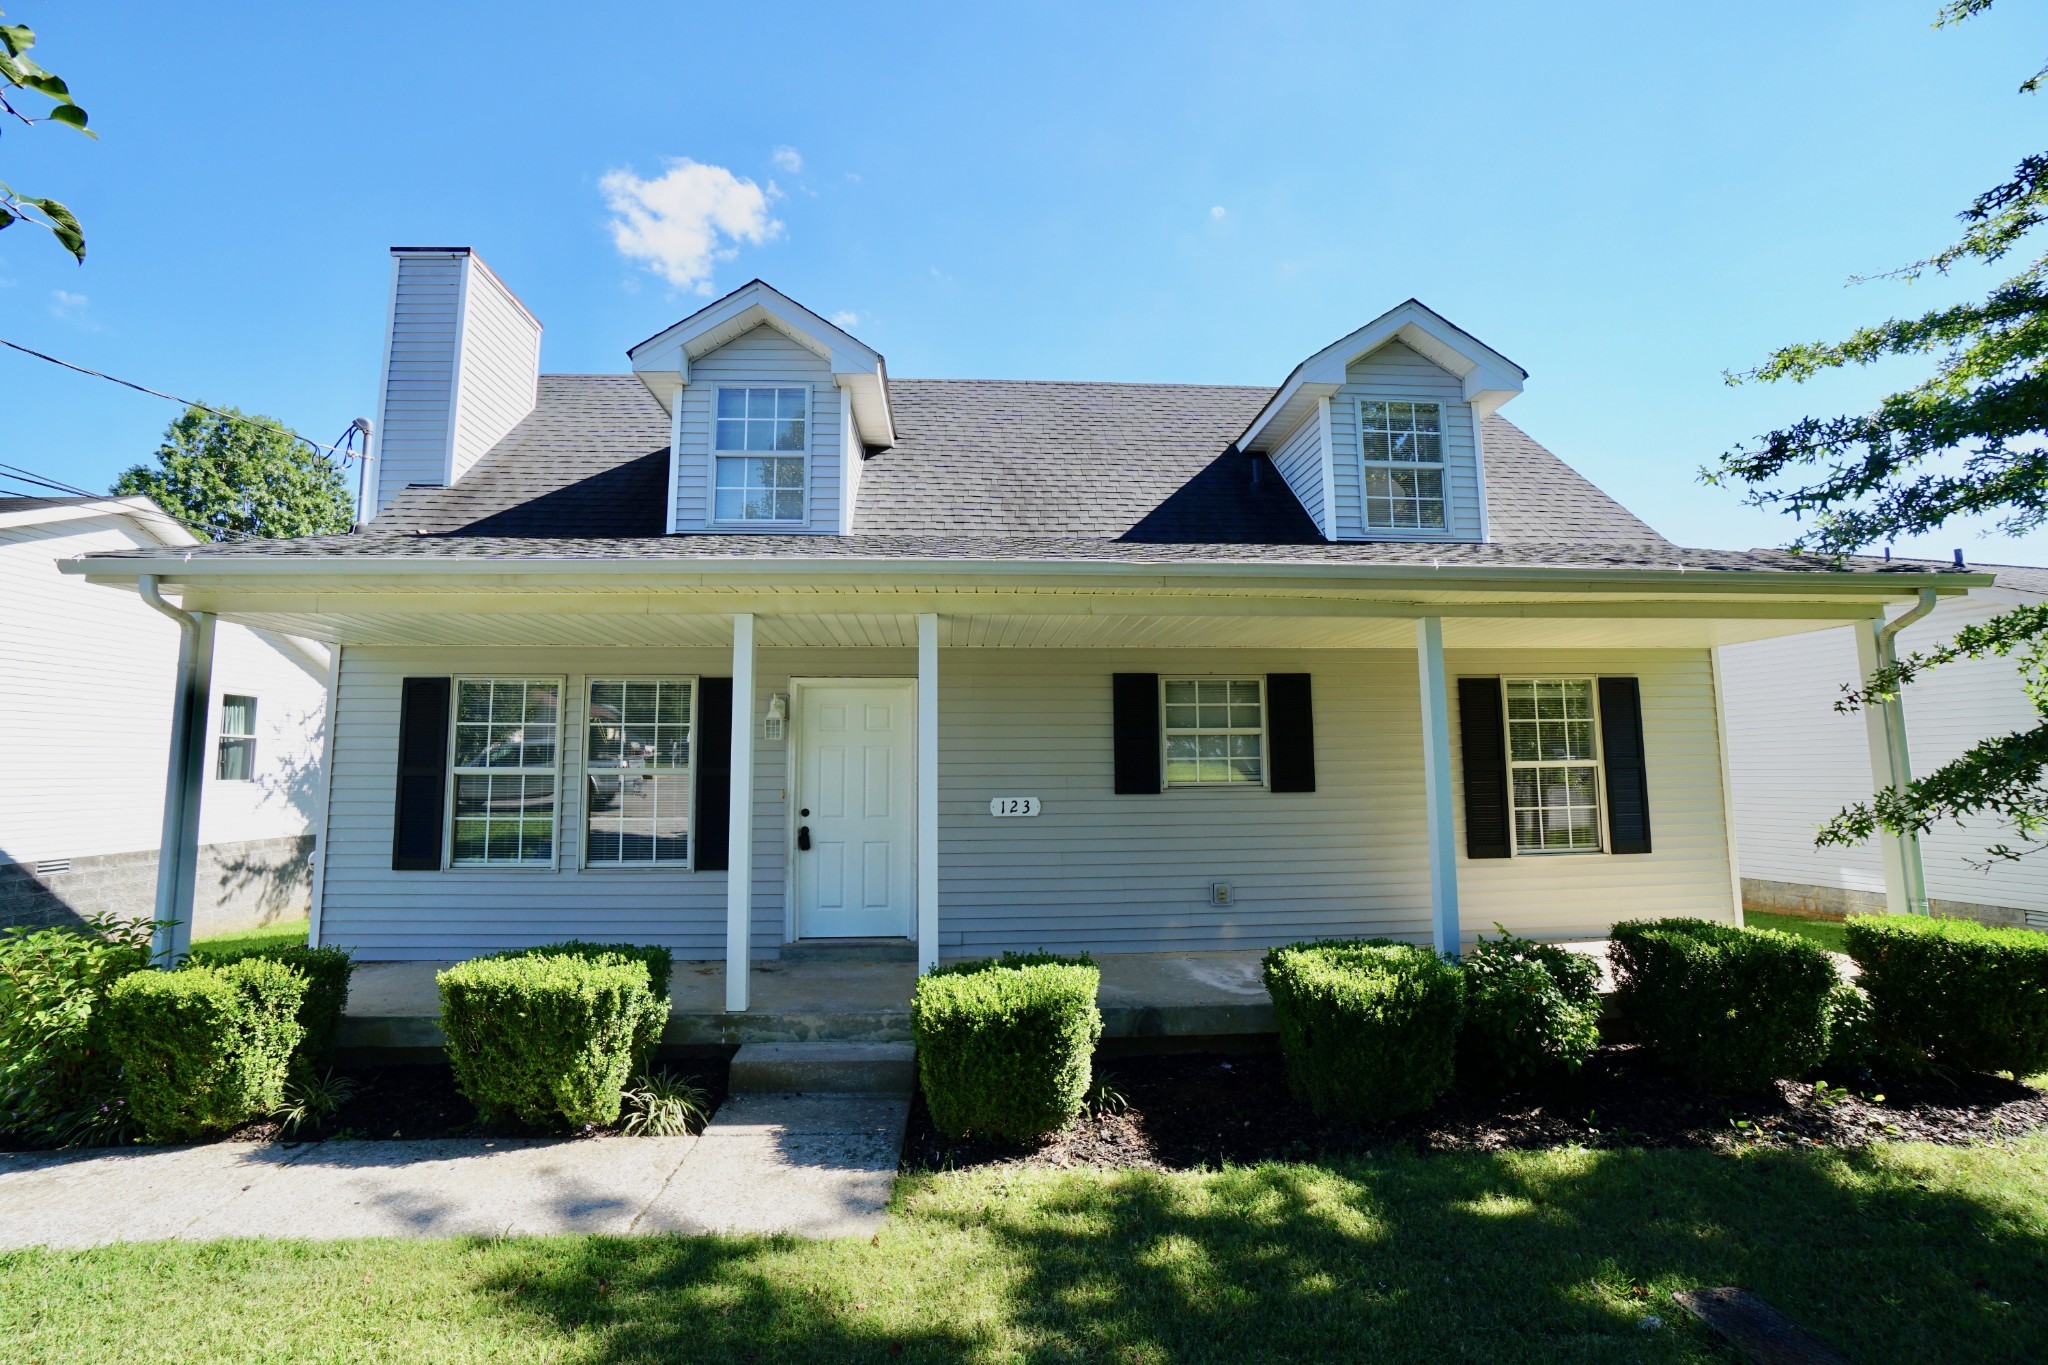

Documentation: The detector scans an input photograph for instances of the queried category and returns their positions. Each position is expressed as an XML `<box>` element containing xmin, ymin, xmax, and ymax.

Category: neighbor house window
<box><xmin>1359</xmin><ymin>399</ymin><xmax>1447</xmax><ymax>531</ymax></box>
<box><xmin>1505</xmin><ymin>678</ymin><xmax>1602</xmax><ymax>853</ymax></box>
<box><xmin>216</xmin><ymin>694</ymin><xmax>257</xmax><ymax>781</ymax></box>
<box><xmin>1163</xmin><ymin>678</ymin><xmax>1265</xmax><ymax>787</ymax></box>
<box><xmin>714</xmin><ymin>386</ymin><xmax>807</xmax><ymax>523</ymax></box>
<box><xmin>584</xmin><ymin>678</ymin><xmax>694</xmax><ymax>866</ymax></box>
<box><xmin>450</xmin><ymin>678</ymin><xmax>559</xmax><ymax>866</ymax></box>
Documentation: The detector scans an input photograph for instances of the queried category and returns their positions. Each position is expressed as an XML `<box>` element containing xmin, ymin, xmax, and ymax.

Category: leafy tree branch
<box><xmin>0</xmin><ymin>8</ymin><xmax>92</xmax><ymax>260</ymax></box>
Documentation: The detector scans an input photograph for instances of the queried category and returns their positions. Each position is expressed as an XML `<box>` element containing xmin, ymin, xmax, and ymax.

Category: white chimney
<box><xmin>368</xmin><ymin>247</ymin><xmax>540</xmax><ymax>518</ymax></box>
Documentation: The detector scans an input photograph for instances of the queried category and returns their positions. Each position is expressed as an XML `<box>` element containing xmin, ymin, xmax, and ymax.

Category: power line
<box><xmin>0</xmin><ymin>461</ymin><xmax>97</xmax><ymax>498</ymax></box>
<box><xmin>0</xmin><ymin>336</ymin><xmax>362</xmax><ymax>462</ymax></box>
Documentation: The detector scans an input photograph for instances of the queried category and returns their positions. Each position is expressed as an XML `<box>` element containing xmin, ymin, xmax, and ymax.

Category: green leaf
<box><xmin>28</xmin><ymin>195</ymin><xmax>85</xmax><ymax>261</ymax></box>
<box><xmin>47</xmin><ymin>101</ymin><xmax>87</xmax><ymax>132</ymax></box>
<box><xmin>0</xmin><ymin>206</ymin><xmax>13</xmax><ymax>231</ymax></box>
<box><xmin>0</xmin><ymin>23</ymin><xmax>34</xmax><ymax>58</ymax></box>
<box><xmin>23</xmin><ymin>70</ymin><xmax>69</xmax><ymax>100</ymax></box>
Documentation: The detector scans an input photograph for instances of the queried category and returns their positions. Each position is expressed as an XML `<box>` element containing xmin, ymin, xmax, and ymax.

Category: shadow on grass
<box><xmin>468</xmin><ymin>1142</ymin><xmax>2047</xmax><ymax>1364</ymax></box>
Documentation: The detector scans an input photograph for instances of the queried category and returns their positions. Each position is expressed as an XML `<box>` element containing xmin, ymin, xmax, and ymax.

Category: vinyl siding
<box><xmin>1331</xmin><ymin>341</ymin><xmax>1484</xmax><ymax>542</ymax></box>
<box><xmin>374</xmin><ymin>255</ymin><xmax>463</xmax><ymax>511</ymax></box>
<box><xmin>1268</xmin><ymin>413</ymin><xmax>1327</xmax><ymax>537</ymax></box>
<box><xmin>671</xmin><ymin>326</ymin><xmax>842</xmax><ymax>535</ymax></box>
<box><xmin>448</xmin><ymin>261</ymin><xmax>541</xmax><ymax>485</ymax></box>
<box><xmin>1721</xmin><ymin>596</ymin><xmax>2048</xmax><ymax>917</ymax></box>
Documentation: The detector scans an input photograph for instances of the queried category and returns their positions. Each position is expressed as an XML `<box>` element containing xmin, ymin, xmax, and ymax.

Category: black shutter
<box><xmin>695</xmin><ymin>677</ymin><xmax>734</xmax><ymax>870</ymax></box>
<box><xmin>1112</xmin><ymin>673</ymin><xmax>1161</xmax><ymax>794</ymax></box>
<box><xmin>391</xmin><ymin>677</ymin><xmax>451</xmax><ymax>871</ymax></box>
<box><xmin>1266</xmin><ymin>673</ymin><xmax>1315</xmax><ymax>793</ymax></box>
<box><xmin>1457</xmin><ymin>676</ymin><xmax>1512</xmax><ymax>859</ymax></box>
<box><xmin>1598</xmin><ymin>676</ymin><xmax>1653</xmax><ymax>855</ymax></box>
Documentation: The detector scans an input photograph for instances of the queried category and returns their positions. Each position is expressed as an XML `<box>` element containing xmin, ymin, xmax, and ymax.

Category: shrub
<box><xmin>912</xmin><ymin>955</ymin><xmax>1103</xmax><ymax>1140</ymax></box>
<box><xmin>1822</xmin><ymin>980</ymin><xmax>1884</xmax><ymax>1074</ymax></box>
<box><xmin>1459</xmin><ymin>930</ymin><xmax>1603</xmax><ymax>1089</ymax></box>
<box><xmin>486</xmin><ymin>941</ymin><xmax>673</xmax><ymax>1061</ymax></box>
<box><xmin>437</xmin><ymin>951</ymin><xmax>666</xmax><ymax>1127</ymax></box>
<box><xmin>101</xmin><ymin>957</ymin><xmax>307</xmax><ymax>1142</ymax></box>
<box><xmin>1263</xmin><ymin>939</ymin><xmax>1465</xmax><ymax>1122</ymax></box>
<box><xmin>1609</xmin><ymin>918</ymin><xmax>1835</xmax><ymax>1090</ymax></box>
<box><xmin>188</xmin><ymin>942</ymin><xmax>353</xmax><ymax>1074</ymax></box>
<box><xmin>0</xmin><ymin>913</ymin><xmax>153</xmax><ymax>1144</ymax></box>
<box><xmin>1844</xmin><ymin>915</ymin><xmax>2048</xmax><ymax>1076</ymax></box>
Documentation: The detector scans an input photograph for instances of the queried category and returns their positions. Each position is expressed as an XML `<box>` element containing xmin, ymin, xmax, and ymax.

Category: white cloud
<box><xmin>771</xmin><ymin>145</ymin><xmax>803</xmax><ymax>174</ymax></box>
<box><xmin>600</xmin><ymin>158</ymin><xmax>783</xmax><ymax>294</ymax></box>
<box><xmin>1210</xmin><ymin>205</ymin><xmax>1227</xmax><ymax>220</ymax></box>
<box><xmin>48</xmin><ymin>288</ymin><xmax>96</xmax><ymax>328</ymax></box>
<box><xmin>830</xmin><ymin>310</ymin><xmax>859</xmax><ymax>327</ymax></box>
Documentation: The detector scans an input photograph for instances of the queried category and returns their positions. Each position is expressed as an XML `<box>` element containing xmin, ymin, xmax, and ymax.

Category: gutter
<box><xmin>136</xmin><ymin>574</ymin><xmax>214</xmax><ymax>966</ymax></box>
<box><xmin>1875</xmin><ymin>587</ymin><xmax>1940</xmax><ymax>915</ymax></box>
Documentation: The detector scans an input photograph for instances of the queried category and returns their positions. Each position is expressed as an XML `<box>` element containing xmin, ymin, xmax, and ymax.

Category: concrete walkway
<box><xmin>0</xmin><ymin>1093</ymin><xmax>908</xmax><ymax>1248</ymax></box>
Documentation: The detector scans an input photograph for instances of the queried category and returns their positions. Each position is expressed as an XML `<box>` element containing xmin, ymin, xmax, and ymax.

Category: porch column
<box><xmin>916</xmin><ymin>613</ymin><xmax>940</xmax><ymax>974</ymax></box>
<box><xmin>1853</xmin><ymin>617</ymin><xmax>1928</xmax><ymax>915</ymax></box>
<box><xmin>138</xmin><ymin>576</ymin><xmax>215</xmax><ymax>967</ymax></box>
<box><xmin>726</xmin><ymin>612</ymin><xmax>756</xmax><ymax>1011</ymax></box>
<box><xmin>1416</xmin><ymin>616</ymin><xmax>1461</xmax><ymax>955</ymax></box>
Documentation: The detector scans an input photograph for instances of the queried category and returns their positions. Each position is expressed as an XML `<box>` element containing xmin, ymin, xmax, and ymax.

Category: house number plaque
<box><xmin>988</xmin><ymin>797</ymin><xmax>1041</xmax><ymax>817</ymax></box>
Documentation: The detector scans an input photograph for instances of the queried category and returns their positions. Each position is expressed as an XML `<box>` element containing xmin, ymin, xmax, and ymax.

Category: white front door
<box><xmin>794</xmin><ymin>681</ymin><xmax>916</xmax><ymax>939</ymax></box>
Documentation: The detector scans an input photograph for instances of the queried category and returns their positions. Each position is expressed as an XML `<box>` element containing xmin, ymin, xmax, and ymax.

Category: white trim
<box><xmin>1471</xmin><ymin>407</ymin><xmax>1494</xmax><ymax>544</ymax></box>
<box><xmin>0</xmin><ymin>495</ymin><xmax>197</xmax><ymax>543</ymax></box>
<box><xmin>1708</xmin><ymin>646</ymin><xmax>1745</xmax><ymax>926</ymax></box>
<box><xmin>1314</xmin><ymin>395</ymin><xmax>1336</xmax><ymax>541</ymax></box>
<box><xmin>840</xmin><ymin>382</ymin><xmax>857</xmax><ymax>535</ymax></box>
<box><xmin>441</xmin><ymin>254</ymin><xmax>473</xmax><ymax>487</ymax></box>
<box><xmin>366</xmin><ymin>255</ymin><xmax>401</xmax><ymax>521</ymax></box>
<box><xmin>306</xmin><ymin>645</ymin><xmax>342</xmax><ymax>948</ymax></box>
<box><xmin>726</xmin><ymin>613</ymin><xmax>756</xmax><ymax>1010</ymax></box>
<box><xmin>443</xmin><ymin>675</ymin><xmax>566</xmax><ymax>870</ymax></box>
<box><xmin>1416</xmin><ymin>616</ymin><xmax>1460</xmax><ymax>953</ymax></box>
<box><xmin>708</xmin><ymin>383</ymin><xmax>814</xmax><ymax>529</ymax></box>
<box><xmin>577</xmin><ymin>674</ymin><xmax>699</xmax><ymax>871</ymax></box>
<box><xmin>917</xmin><ymin>613</ymin><xmax>940</xmax><ymax>973</ymax></box>
<box><xmin>665</xmin><ymin>385</ymin><xmax>683</xmax><ymax>536</ymax></box>
<box><xmin>1356</xmin><ymin>397</ymin><xmax>1455</xmax><ymax>538</ymax></box>
<box><xmin>1159</xmin><ymin>674</ymin><xmax>1270</xmax><ymax>790</ymax></box>
<box><xmin>1854</xmin><ymin>618</ymin><xmax>1912</xmax><ymax>914</ymax></box>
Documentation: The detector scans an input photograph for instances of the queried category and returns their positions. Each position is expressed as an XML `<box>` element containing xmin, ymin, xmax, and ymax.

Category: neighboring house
<box><xmin>1721</xmin><ymin>562</ymin><xmax>2048</xmax><ymax>930</ymax></box>
<box><xmin>66</xmin><ymin>247</ymin><xmax>1979</xmax><ymax>1005</ymax></box>
<box><xmin>2</xmin><ymin>496</ymin><xmax>328</xmax><ymax>937</ymax></box>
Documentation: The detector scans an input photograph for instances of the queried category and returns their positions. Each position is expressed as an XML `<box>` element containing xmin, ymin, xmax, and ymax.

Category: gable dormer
<box><xmin>1238</xmin><ymin>300</ymin><xmax>1525</xmax><ymax>543</ymax></box>
<box><xmin>628</xmin><ymin>281</ymin><xmax>893</xmax><ymax>536</ymax></box>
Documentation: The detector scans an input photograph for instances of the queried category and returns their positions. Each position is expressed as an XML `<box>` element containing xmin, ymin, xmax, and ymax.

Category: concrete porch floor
<box><xmin>338</xmin><ymin>949</ymin><xmax>1278</xmax><ymax>1054</ymax></box>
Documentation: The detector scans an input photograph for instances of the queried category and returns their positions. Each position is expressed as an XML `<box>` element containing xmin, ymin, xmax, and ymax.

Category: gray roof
<box><xmin>1843</xmin><ymin>554</ymin><xmax>2048</xmax><ymax>595</ymax></box>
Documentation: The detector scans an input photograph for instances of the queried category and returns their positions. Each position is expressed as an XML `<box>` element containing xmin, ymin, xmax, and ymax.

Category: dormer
<box><xmin>1238</xmin><ymin>300</ymin><xmax>1525</xmax><ymax>542</ymax></box>
<box><xmin>628</xmin><ymin>281</ymin><xmax>894</xmax><ymax>536</ymax></box>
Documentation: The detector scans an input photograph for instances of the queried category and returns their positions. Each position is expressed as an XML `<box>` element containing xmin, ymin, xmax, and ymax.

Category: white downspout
<box><xmin>137</xmin><ymin>574</ymin><xmax>216</xmax><ymax>965</ymax></box>
<box><xmin>1874</xmin><ymin>587</ymin><xmax>1940</xmax><ymax>915</ymax></box>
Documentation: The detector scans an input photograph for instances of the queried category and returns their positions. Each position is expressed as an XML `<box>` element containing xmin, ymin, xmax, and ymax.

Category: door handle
<box><xmin>797</xmin><ymin>826</ymin><xmax>811</xmax><ymax>851</ymax></box>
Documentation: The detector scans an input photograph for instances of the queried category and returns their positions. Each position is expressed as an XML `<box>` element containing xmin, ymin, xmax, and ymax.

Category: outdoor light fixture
<box><xmin>764</xmin><ymin>692</ymin><xmax>788</xmax><ymax>741</ymax></box>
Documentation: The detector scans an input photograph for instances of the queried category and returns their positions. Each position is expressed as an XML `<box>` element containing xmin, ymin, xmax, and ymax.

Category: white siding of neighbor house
<box><xmin>0</xmin><ymin>514</ymin><xmax>327</xmax><ymax>868</ymax></box>
<box><xmin>316</xmin><ymin>642</ymin><xmax>1737</xmax><ymax>960</ymax></box>
<box><xmin>374</xmin><ymin>254</ymin><xmax>463</xmax><ymax>512</ymax></box>
<box><xmin>447</xmin><ymin>260</ymin><xmax>541</xmax><ymax>486</ymax></box>
<box><xmin>1268</xmin><ymin>413</ymin><xmax>1327</xmax><ymax>537</ymax></box>
<box><xmin>670</xmin><ymin>326</ymin><xmax>842</xmax><ymax>535</ymax></box>
<box><xmin>1721</xmin><ymin>595</ymin><xmax>2048</xmax><ymax>917</ymax></box>
<box><xmin>1330</xmin><ymin>341</ymin><xmax>1484</xmax><ymax>542</ymax></box>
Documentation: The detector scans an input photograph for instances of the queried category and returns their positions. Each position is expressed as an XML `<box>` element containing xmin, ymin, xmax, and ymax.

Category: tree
<box><xmin>0</xmin><ymin>8</ymin><xmax>92</xmax><ymax>260</ymax></box>
<box><xmin>1706</xmin><ymin>0</ymin><xmax>2048</xmax><ymax>862</ymax></box>
<box><xmin>113</xmin><ymin>406</ymin><xmax>354</xmax><ymax>542</ymax></box>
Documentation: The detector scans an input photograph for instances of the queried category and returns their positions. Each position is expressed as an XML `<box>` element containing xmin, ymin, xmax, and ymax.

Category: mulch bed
<box><xmin>901</xmin><ymin>1046</ymin><xmax>2048</xmax><ymax>1173</ymax></box>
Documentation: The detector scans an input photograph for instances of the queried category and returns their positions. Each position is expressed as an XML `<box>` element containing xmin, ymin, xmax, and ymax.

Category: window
<box><xmin>216</xmin><ymin>694</ymin><xmax>257</xmax><ymax>781</ymax></box>
<box><xmin>1163</xmin><ymin>678</ymin><xmax>1265</xmax><ymax>787</ymax></box>
<box><xmin>1505</xmin><ymin>678</ymin><xmax>1602</xmax><ymax>853</ymax></box>
<box><xmin>714</xmin><ymin>386</ymin><xmax>807</xmax><ymax>522</ymax></box>
<box><xmin>584</xmin><ymin>678</ymin><xmax>694</xmax><ymax>866</ymax></box>
<box><xmin>1359</xmin><ymin>399</ymin><xmax>1447</xmax><ymax>531</ymax></box>
<box><xmin>450</xmin><ymin>678</ymin><xmax>559</xmax><ymax>866</ymax></box>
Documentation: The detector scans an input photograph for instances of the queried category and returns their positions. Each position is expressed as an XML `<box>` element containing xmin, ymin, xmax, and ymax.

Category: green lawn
<box><xmin>3</xmin><ymin>1139</ymin><xmax>2043</xmax><ymax>1362</ymax></box>
<box><xmin>1745</xmin><ymin>910</ymin><xmax>1849</xmax><ymax>953</ymax></box>
<box><xmin>189</xmin><ymin>917</ymin><xmax>310</xmax><ymax>955</ymax></box>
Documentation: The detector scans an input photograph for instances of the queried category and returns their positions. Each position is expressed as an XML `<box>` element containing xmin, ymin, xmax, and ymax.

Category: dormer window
<box><xmin>1360</xmin><ymin>400</ymin><xmax>1446</xmax><ymax>531</ymax></box>
<box><xmin>714</xmin><ymin>386</ymin><xmax>807</xmax><ymax>523</ymax></box>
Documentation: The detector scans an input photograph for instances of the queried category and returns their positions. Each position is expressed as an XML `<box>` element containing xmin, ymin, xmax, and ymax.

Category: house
<box><xmin>3</xmin><ymin>495</ymin><xmax>329</xmax><ymax>938</ymax></box>
<box><xmin>63</xmin><ymin>247</ymin><xmax>1981</xmax><ymax>1008</ymax></box>
<box><xmin>1721</xmin><ymin>562</ymin><xmax>2048</xmax><ymax>930</ymax></box>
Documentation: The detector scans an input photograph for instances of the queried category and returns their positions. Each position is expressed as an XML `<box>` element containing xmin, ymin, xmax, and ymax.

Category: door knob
<box><xmin>797</xmin><ymin>826</ymin><xmax>811</xmax><ymax>851</ymax></box>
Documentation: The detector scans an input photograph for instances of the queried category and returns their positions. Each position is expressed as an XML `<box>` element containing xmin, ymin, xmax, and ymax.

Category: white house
<box><xmin>2</xmin><ymin>495</ymin><xmax>329</xmax><ymax>938</ymax></box>
<box><xmin>1721</xmin><ymin>563</ymin><xmax>2048</xmax><ymax>930</ymax></box>
<box><xmin>65</xmin><ymin>248</ymin><xmax>1981</xmax><ymax>1009</ymax></box>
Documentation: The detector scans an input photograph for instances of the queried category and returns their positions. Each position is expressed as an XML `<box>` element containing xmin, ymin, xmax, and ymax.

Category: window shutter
<box><xmin>1112</xmin><ymin>673</ymin><xmax>1161</xmax><ymax>794</ymax></box>
<box><xmin>1457</xmin><ymin>676</ymin><xmax>1512</xmax><ymax>859</ymax></box>
<box><xmin>695</xmin><ymin>677</ymin><xmax>734</xmax><ymax>871</ymax></box>
<box><xmin>391</xmin><ymin>677</ymin><xmax>451</xmax><ymax>871</ymax></box>
<box><xmin>1598</xmin><ymin>676</ymin><xmax>1652</xmax><ymax>855</ymax></box>
<box><xmin>1266</xmin><ymin>673</ymin><xmax>1315</xmax><ymax>793</ymax></box>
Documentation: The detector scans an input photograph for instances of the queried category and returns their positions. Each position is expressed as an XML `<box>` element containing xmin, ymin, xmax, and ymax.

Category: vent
<box><xmin>35</xmin><ymin>858</ymin><xmax>71</xmax><ymax>876</ymax></box>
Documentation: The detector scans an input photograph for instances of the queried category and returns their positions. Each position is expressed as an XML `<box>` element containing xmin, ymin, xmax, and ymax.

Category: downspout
<box><xmin>137</xmin><ymin>574</ymin><xmax>214</xmax><ymax>965</ymax></box>
<box><xmin>1875</xmin><ymin>587</ymin><xmax>1940</xmax><ymax>915</ymax></box>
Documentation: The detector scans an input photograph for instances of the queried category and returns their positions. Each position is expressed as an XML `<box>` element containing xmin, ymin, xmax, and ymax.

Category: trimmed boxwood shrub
<box><xmin>1263</xmin><ymin>939</ymin><xmax>1465</xmax><ymax>1122</ymax></box>
<box><xmin>912</xmin><ymin>953</ymin><xmax>1102</xmax><ymax>1141</ymax></box>
<box><xmin>1845</xmin><ymin>914</ymin><xmax>2048</xmax><ymax>1076</ymax></box>
<box><xmin>101</xmin><ymin>957</ymin><xmax>307</xmax><ymax>1142</ymax></box>
<box><xmin>437</xmin><ymin>950</ymin><xmax>667</xmax><ymax>1127</ymax></box>
<box><xmin>188</xmin><ymin>942</ymin><xmax>353</xmax><ymax>1073</ymax></box>
<box><xmin>1609</xmin><ymin>918</ymin><xmax>1835</xmax><ymax>1090</ymax></box>
<box><xmin>1458</xmin><ymin>930</ymin><xmax>1602</xmax><ymax>1089</ymax></box>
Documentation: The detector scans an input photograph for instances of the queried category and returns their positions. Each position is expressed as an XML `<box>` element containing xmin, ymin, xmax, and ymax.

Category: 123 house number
<box><xmin>988</xmin><ymin>797</ymin><xmax>1041</xmax><ymax>817</ymax></box>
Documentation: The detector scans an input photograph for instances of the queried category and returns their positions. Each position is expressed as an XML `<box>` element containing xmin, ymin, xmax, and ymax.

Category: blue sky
<box><xmin>4</xmin><ymin>0</ymin><xmax>2045</xmax><ymax>560</ymax></box>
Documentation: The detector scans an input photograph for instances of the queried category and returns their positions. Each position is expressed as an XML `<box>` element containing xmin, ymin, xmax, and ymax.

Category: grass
<box><xmin>188</xmin><ymin>917</ymin><xmax>310</xmax><ymax>955</ymax></box>
<box><xmin>2</xmin><ymin>1139</ymin><xmax>2043</xmax><ymax>1362</ymax></box>
<box><xmin>1745</xmin><ymin>910</ymin><xmax>1849</xmax><ymax>953</ymax></box>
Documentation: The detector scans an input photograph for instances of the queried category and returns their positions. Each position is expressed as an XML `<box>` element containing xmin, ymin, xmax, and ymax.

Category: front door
<box><xmin>794</xmin><ymin>681</ymin><xmax>916</xmax><ymax>939</ymax></box>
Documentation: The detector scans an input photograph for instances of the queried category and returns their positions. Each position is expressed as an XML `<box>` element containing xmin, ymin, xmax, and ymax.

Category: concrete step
<box><xmin>779</xmin><ymin>939</ymin><xmax>917</xmax><ymax>964</ymax></box>
<box><xmin>728</xmin><ymin>1041</ymin><xmax>916</xmax><ymax>1095</ymax></box>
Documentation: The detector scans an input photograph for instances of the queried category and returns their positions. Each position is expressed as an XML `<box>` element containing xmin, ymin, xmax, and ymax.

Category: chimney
<box><xmin>367</xmin><ymin>248</ymin><xmax>540</xmax><ymax>518</ymax></box>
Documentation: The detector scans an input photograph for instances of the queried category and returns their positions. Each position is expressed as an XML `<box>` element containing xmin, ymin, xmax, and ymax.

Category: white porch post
<box><xmin>1416</xmin><ymin>616</ymin><xmax>1461</xmax><ymax>955</ymax></box>
<box><xmin>138</xmin><ymin>575</ymin><xmax>215</xmax><ymax>967</ymax></box>
<box><xmin>726</xmin><ymin>612</ymin><xmax>756</xmax><ymax>1010</ymax></box>
<box><xmin>1854</xmin><ymin>617</ymin><xmax>1928</xmax><ymax>915</ymax></box>
<box><xmin>916</xmin><ymin>613</ymin><xmax>940</xmax><ymax>974</ymax></box>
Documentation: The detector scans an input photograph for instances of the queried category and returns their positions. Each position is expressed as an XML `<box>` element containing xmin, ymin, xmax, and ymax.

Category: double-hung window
<box><xmin>714</xmin><ymin>386</ymin><xmax>807</xmax><ymax>523</ymax></box>
<box><xmin>1359</xmin><ymin>399</ymin><xmax>1447</xmax><ymax>531</ymax></box>
<box><xmin>450</xmin><ymin>678</ymin><xmax>560</xmax><ymax>866</ymax></box>
<box><xmin>216</xmin><ymin>694</ymin><xmax>258</xmax><ymax>781</ymax></box>
<box><xmin>584</xmin><ymin>678</ymin><xmax>694</xmax><ymax>866</ymax></box>
<box><xmin>1163</xmin><ymin>678</ymin><xmax>1265</xmax><ymax>787</ymax></box>
<box><xmin>1505</xmin><ymin>678</ymin><xmax>1602</xmax><ymax>853</ymax></box>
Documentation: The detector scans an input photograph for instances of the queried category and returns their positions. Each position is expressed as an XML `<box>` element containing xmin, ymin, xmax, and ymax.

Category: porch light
<box><xmin>764</xmin><ymin>691</ymin><xmax>788</xmax><ymax>741</ymax></box>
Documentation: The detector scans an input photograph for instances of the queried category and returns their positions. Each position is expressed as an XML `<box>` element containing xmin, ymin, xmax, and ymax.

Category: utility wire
<box><xmin>0</xmin><ymin>461</ymin><xmax>97</xmax><ymax>498</ymax></box>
